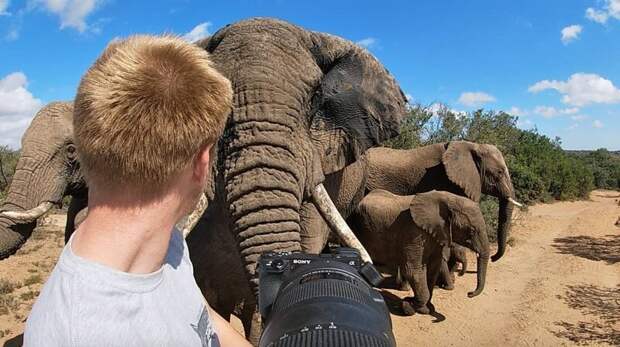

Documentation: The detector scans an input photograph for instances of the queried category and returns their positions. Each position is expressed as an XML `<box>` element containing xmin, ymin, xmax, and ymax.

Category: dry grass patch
<box><xmin>22</xmin><ymin>274</ymin><xmax>42</xmax><ymax>287</ymax></box>
<box><xmin>0</xmin><ymin>279</ymin><xmax>17</xmax><ymax>295</ymax></box>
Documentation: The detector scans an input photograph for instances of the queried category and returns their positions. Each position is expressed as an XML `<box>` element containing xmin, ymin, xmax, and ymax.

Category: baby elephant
<box><xmin>436</xmin><ymin>244</ymin><xmax>468</xmax><ymax>290</ymax></box>
<box><xmin>351</xmin><ymin>190</ymin><xmax>490</xmax><ymax>315</ymax></box>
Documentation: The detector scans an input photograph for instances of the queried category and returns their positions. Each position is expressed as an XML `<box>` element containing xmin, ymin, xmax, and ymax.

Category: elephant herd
<box><xmin>0</xmin><ymin>18</ymin><xmax>521</xmax><ymax>343</ymax></box>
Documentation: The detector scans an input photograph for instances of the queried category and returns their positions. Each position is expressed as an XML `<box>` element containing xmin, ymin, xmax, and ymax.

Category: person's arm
<box><xmin>207</xmin><ymin>305</ymin><xmax>253</xmax><ymax>347</ymax></box>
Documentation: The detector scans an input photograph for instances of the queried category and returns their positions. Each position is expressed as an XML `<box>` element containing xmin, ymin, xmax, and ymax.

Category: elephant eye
<box><xmin>66</xmin><ymin>144</ymin><xmax>77</xmax><ymax>160</ymax></box>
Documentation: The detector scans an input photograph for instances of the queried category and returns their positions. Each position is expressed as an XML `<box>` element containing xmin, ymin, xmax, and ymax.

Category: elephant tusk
<box><xmin>508</xmin><ymin>198</ymin><xmax>523</xmax><ymax>208</ymax></box>
<box><xmin>311</xmin><ymin>184</ymin><xmax>373</xmax><ymax>264</ymax></box>
<box><xmin>0</xmin><ymin>202</ymin><xmax>54</xmax><ymax>222</ymax></box>
<box><xmin>176</xmin><ymin>193</ymin><xmax>209</xmax><ymax>239</ymax></box>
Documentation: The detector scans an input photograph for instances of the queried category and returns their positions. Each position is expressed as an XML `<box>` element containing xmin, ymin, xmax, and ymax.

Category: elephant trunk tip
<box><xmin>490</xmin><ymin>250</ymin><xmax>504</xmax><ymax>262</ymax></box>
<box><xmin>467</xmin><ymin>289</ymin><xmax>483</xmax><ymax>298</ymax></box>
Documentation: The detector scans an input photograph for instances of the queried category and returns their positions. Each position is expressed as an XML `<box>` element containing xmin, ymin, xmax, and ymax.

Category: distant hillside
<box><xmin>566</xmin><ymin>149</ymin><xmax>620</xmax><ymax>158</ymax></box>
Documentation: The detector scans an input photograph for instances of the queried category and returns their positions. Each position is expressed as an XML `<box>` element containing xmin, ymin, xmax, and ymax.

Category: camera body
<box><xmin>258</xmin><ymin>248</ymin><xmax>395</xmax><ymax>347</ymax></box>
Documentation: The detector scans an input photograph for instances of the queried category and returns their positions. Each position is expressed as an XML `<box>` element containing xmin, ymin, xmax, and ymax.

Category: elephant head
<box><xmin>200</xmin><ymin>18</ymin><xmax>407</xmax><ymax>288</ymax></box>
<box><xmin>0</xmin><ymin>102</ymin><xmax>86</xmax><ymax>258</ymax></box>
<box><xmin>442</xmin><ymin>141</ymin><xmax>520</xmax><ymax>262</ymax></box>
<box><xmin>409</xmin><ymin>191</ymin><xmax>490</xmax><ymax>298</ymax></box>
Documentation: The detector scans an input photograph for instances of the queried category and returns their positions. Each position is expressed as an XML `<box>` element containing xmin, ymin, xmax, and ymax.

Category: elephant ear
<box><xmin>442</xmin><ymin>141</ymin><xmax>481</xmax><ymax>202</ymax></box>
<box><xmin>309</xmin><ymin>34</ymin><xmax>407</xmax><ymax>175</ymax></box>
<box><xmin>409</xmin><ymin>191</ymin><xmax>452</xmax><ymax>246</ymax></box>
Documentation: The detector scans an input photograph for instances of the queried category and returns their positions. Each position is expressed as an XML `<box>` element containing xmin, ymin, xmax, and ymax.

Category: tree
<box><xmin>0</xmin><ymin>146</ymin><xmax>19</xmax><ymax>201</ymax></box>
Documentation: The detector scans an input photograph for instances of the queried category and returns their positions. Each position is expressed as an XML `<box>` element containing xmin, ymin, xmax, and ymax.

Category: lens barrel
<box><xmin>259</xmin><ymin>260</ymin><xmax>395</xmax><ymax>347</ymax></box>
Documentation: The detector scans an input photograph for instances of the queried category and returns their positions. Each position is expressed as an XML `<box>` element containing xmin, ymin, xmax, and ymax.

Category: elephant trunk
<box><xmin>0</xmin><ymin>164</ymin><xmax>67</xmax><ymax>259</ymax></box>
<box><xmin>223</xmin><ymin>105</ymin><xmax>308</xmax><ymax>292</ymax></box>
<box><xmin>468</xmin><ymin>227</ymin><xmax>490</xmax><ymax>298</ymax></box>
<box><xmin>491</xmin><ymin>196</ymin><xmax>515</xmax><ymax>262</ymax></box>
<box><xmin>468</xmin><ymin>253</ymin><xmax>489</xmax><ymax>298</ymax></box>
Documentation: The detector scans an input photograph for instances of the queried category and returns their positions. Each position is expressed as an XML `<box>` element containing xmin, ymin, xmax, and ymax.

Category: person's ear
<box><xmin>192</xmin><ymin>144</ymin><xmax>212</xmax><ymax>184</ymax></box>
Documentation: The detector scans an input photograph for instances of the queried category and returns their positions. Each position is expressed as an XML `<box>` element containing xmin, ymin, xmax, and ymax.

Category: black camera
<box><xmin>258</xmin><ymin>248</ymin><xmax>396</xmax><ymax>347</ymax></box>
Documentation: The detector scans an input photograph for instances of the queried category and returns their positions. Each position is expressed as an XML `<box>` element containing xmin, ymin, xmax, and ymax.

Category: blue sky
<box><xmin>0</xmin><ymin>0</ymin><xmax>618</xmax><ymax>150</ymax></box>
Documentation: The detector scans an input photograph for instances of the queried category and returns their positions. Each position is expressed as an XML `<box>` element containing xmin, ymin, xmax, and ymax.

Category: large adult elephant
<box><xmin>1</xmin><ymin>19</ymin><xmax>407</xmax><ymax>280</ymax></box>
<box><xmin>0</xmin><ymin>102</ymin><xmax>87</xmax><ymax>259</ymax></box>
<box><xmin>194</xmin><ymin>18</ymin><xmax>407</xmax><ymax>288</ymax></box>
<box><xmin>319</xmin><ymin>141</ymin><xmax>520</xmax><ymax>262</ymax></box>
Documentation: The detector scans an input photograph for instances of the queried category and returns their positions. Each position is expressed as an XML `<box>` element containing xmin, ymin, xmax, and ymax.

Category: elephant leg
<box><xmin>65</xmin><ymin>196</ymin><xmax>88</xmax><ymax>243</ymax></box>
<box><xmin>437</xmin><ymin>245</ymin><xmax>454</xmax><ymax>290</ymax></box>
<box><xmin>426</xmin><ymin>249</ymin><xmax>444</xmax><ymax>313</ymax></box>
<box><xmin>400</xmin><ymin>238</ymin><xmax>430</xmax><ymax>315</ymax></box>
<box><xmin>402</xmin><ymin>264</ymin><xmax>430</xmax><ymax>315</ymax></box>
<box><xmin>437</xmin><ymin>259</ymin><xmax>454</xmax><ymax>290</ymax></box>
<box><xmin>395</xmin><ymin>266</ymin><xmax>412</xmax><ymax>292</ymax></box>
<box><xmin>299</xmin><ymin>202</ymin><xmax>330</xmax><ymax>254</ymax></box>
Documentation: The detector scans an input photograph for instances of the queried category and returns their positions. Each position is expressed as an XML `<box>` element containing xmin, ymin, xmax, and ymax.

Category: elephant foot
<box><xmin>440</xmin><ymin>283</ymin><xmax>454</xmax><ymax>291</ymax></box>
<box><xmin>398</xmin><ymin>281</ymin><xmax>412</xmax><ymax>292</ymax></box>
<box><xmin>402</xmin><ymin>297</ymin><xmax>430</xmax><ymax>316</ymax></box>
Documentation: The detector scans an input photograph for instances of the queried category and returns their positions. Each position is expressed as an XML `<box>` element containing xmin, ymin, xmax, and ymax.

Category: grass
<box><xmin>19</xmin><ymin>290</ymin><xmax>38</xmax><ymax>301</ymax></box>
<box><xmin>23</xmin><ymin>274</ymin><xmax>42</xmax><ymax>287</ymax></box>
<box><xmin>0</xmin><ymin>279</ymin><xmax>17</xmax><ymax>295</ymax></box>
<box><xmin>0</xmin><ymin>294</ymin><xmax>18</xmax><ymax>316</ymax></box>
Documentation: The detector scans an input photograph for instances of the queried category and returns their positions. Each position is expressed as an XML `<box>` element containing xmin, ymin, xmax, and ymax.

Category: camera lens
<box><xmin>259</xmin><ymin>260</ymin><xmax>395</xmax><ymax>347</ymax></box>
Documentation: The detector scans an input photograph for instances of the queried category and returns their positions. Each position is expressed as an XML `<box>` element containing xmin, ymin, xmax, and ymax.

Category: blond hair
<box><xmin>74</xmin><ymin>35</ymin><xmax>232</xmax><ymax>194</ymax></box>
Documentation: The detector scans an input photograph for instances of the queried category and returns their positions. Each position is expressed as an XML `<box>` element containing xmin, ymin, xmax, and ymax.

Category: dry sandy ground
<box><xmin>0</xmin><ymin>190</ymin><xmax>618</xmax><ymax>346</ymax></box>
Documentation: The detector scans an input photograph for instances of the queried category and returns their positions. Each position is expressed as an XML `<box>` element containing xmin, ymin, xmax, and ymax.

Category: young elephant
<box><xmin>351</xmin><ymin>190</ymin><xmax>490</xmax><ymax>315</ymax></box>
<box><xmin>436</xmin><ymin>244</ymin><xmax>468</xmax><ymax>290</ymax></box>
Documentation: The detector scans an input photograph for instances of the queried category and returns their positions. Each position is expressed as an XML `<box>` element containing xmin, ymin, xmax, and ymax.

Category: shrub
<box><xmin>0</xmin><ymin>146</ymin><xmax>19</xmax><ymax>203</ymax></box>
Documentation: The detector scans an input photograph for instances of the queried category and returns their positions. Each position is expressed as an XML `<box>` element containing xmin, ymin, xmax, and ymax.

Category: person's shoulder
<box><xmin>24</xmin><ymin>264</ymin><xmax>77</xmax><ymax>346</ymax></box>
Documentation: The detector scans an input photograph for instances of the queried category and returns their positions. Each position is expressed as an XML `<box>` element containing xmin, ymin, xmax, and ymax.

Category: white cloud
<box><xmin>533</xmin><ymin>106</ymin><xmax>580</xmax><ymax>118</ymax></box>
<box><xmin>182</xmin><ymin>22</ymin><xmax>211</xmax><ymax>42</ymax></box>
<box><xmin>586</xmin><ymin>8</ymin><xmax>609</xmax><ymax>23</ymax></box>
<box><xmin>561</xmin><ymin>25</ymin><xmax>582</xmax><ymax>44</ymax></box>
<box><xmin>508</xmin><ymin>106</ymin><xmax>527</xmax><ymax>116</ymax></box>
<box><xmin>528</xmin><ymin>73</ymin><xmax>620</xmax><ymax>106</ymax></box>
<box><xmin>35</xmin><ymin>0</ymin><xmax>103</xmax><ymax>33</ymax></box>
<box><xmin>0</xmin><ymin>72</ymin><xmax>43</xmax><ymax>149</ymax></box>
<box><xmin>593</xmin><ymin>120</ymin><xmax>604</xmax><ymax>128</ymax></box>
<box><xmin>586</xmin><ymin>0</ymin><xmax>620</xmax><ymax>24</ymax></box>
<box><xmin>0</xmin><ymin>0</ymin><xmax>9</xmax><ymax>15</ymax></box>
<box><xmin>567</xmin><ymin>123</ymin><xmax>579</xmax><ymax>130</ymax></box>
<box><xmin>356</xmin><ymin>37</ymin><xmax>376</xmax><ymax>48</ymax></box>
<box><xmin>458</xmin><ymin>91</ymin><xmax>496</xmax><ymax>107</ymax></box>
<box><xmin>427</xmin><ymin>102</ymin><xmax>466</xmax><ymax>118</ymax></box>
<box><xmin>517</xmin><ymin>118</ymin><xmax>534</xmax><ymax>129</ymax></box>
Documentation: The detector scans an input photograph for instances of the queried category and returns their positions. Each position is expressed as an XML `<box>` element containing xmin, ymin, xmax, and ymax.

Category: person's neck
<box><xmin>71</xmin><ymin>190</ymin><xmax>185</xmax><ymax>274</ymax></box>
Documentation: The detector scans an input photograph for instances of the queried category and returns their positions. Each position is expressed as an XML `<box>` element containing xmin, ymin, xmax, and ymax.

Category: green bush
<box><xmin>0</xmin><ymin>146</ymin><xmax>19</xmax><ymax>204</ymax></box>
<box><xmin>479</xmin><ymin>196</ymin><xmax>499</xmax><ymax>242</ymax></box>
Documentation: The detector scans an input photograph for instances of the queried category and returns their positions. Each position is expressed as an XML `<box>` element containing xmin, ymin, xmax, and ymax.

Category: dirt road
<box><xmin>389</xmin><ymin>190</ymin><xmax>619</xmax><ymax>346</ymax></box>
<box><xmin>0</xmin><ymin>191</ymin><xmax>618</xmax><ymax>346</ymax></box>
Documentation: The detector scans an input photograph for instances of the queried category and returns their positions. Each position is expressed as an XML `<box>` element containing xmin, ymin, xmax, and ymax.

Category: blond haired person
<box><xmin>24</xmin><ymin>35</ymin><xmax>250</xmax><ymax>347</ymax></box>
